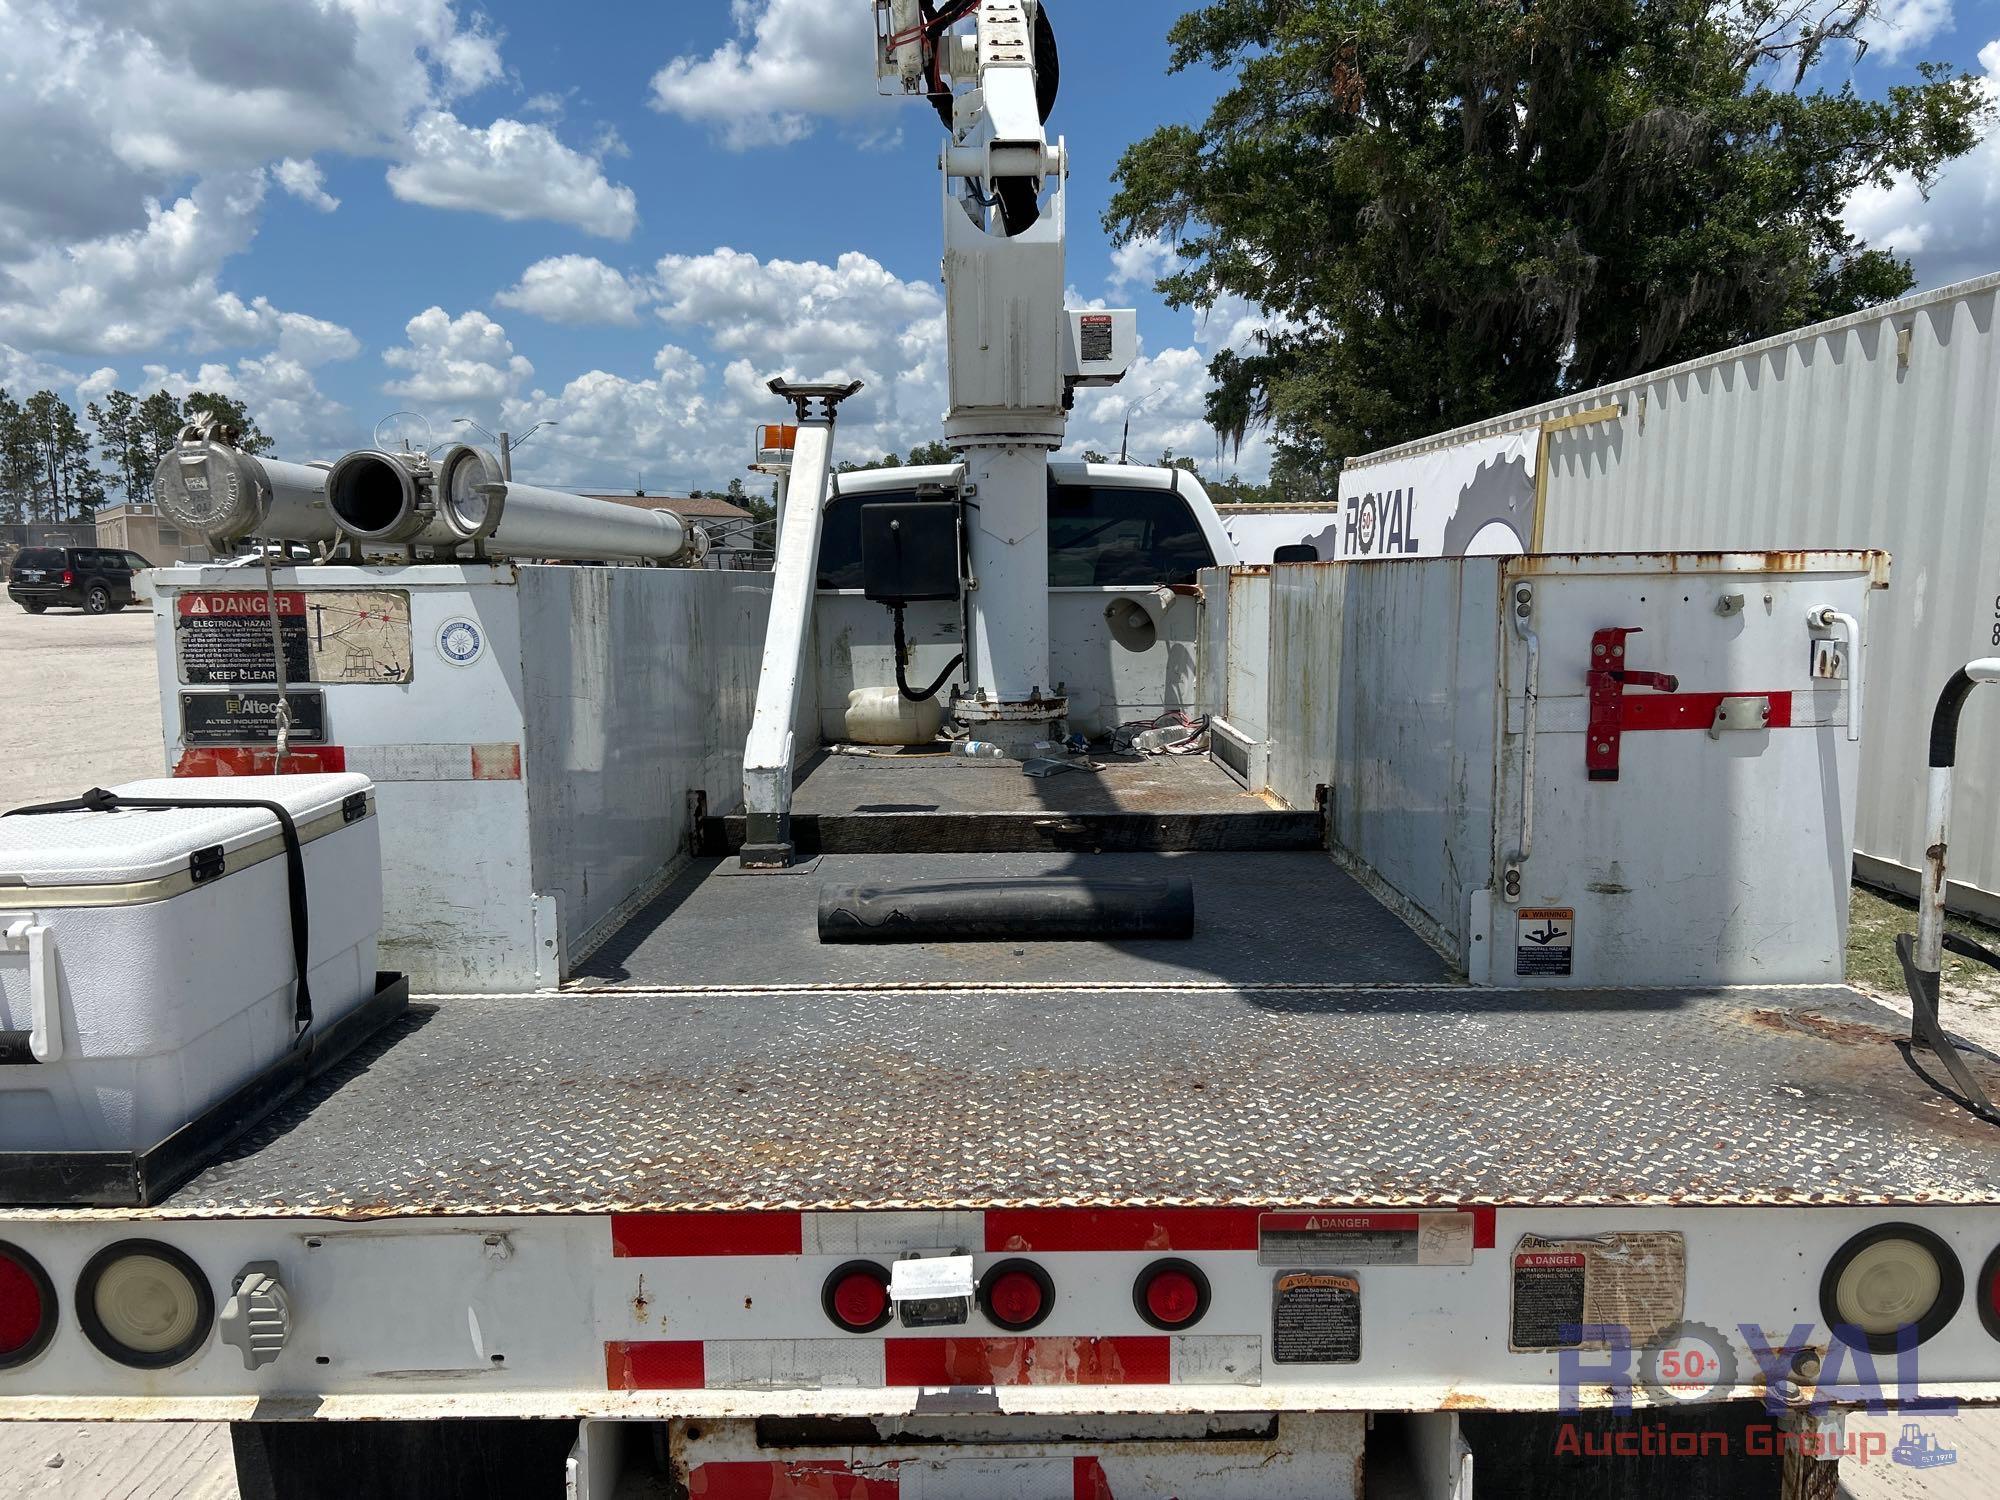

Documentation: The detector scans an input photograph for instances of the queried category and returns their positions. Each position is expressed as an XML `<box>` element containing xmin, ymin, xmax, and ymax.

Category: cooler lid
<box><xmin>0</xmin><ymin>773</ymin><xmax>373</xmax><ymax>888</ymax></box>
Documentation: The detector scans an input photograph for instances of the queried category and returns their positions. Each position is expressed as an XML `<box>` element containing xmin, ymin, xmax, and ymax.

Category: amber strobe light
<box><xmin>1820</xmin><ymin>1224</ymin><xmax>1962</xmax><ymax>1353</ymax></box>
<box><xmin>77</xmin><ymin>1241</ymin><xmax>215</xmax><ymax>1369</ymax></box>
<box><xmin>1979</xmin><ymin>1245</ymin><xmax>2000</xmax><ymax>1342</ymax></box>
<box><xmin>0</xmin><ymin>1242</ymin><xmax>57</xmax><ymax>1370</ymax></box>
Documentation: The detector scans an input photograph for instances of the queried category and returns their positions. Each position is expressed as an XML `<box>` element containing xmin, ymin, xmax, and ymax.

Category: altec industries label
<box><xmin>175</xmin><ymin>589</ymin><xmax>414</xmax><ymax>686</ymax></box>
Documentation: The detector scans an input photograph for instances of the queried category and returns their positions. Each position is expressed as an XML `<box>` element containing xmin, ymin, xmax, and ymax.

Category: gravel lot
<box><xmin>0</xmin><ymin>603</ymin><xmax>164</xmax><ymax>808</ymax></box>
<box><xmin>0</xmin><ymin>596</ymin><xmax>1993</xmax><ymax>1496</ymax></box>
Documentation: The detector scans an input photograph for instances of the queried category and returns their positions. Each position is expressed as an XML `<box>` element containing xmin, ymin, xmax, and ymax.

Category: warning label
<box><xmin>1259</xmin><ymin>1211</ymin><xmax>1474</xmax><ymax>1267</ymax></box>
<box><xmin>1079</xmin><ymin>313</ymin><xmax>1115</xmax><ymax>363</ymax></box>
<box><xmin>1516</xmin><ymin>906</ymin><xmax>1574</xmax><ymax>977</ymax></box>
<box><xmin>175</xmin><ymin>590</ymin><xmax>413</xmax><ymax>686</ymax></box>
<box><xmin>1508</xmin><ymin>1233</ymin><xmax>1687</xmax><ymax>1351</ymax></box>
<box><xmin>1272</xmin><ymin>1271</ymin><xmax>1361</xmax><ymax>1364</ymax></box>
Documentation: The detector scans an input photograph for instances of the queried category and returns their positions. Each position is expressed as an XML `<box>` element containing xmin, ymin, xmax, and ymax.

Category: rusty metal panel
<box><xmin>1224</xmin><ymin>569</ymin><xmax>1272</xmax><ymax>747</ymax></box>
<box><xmin>1339</xmin><ymin>272</ymin><xmax>2000</xmax><ymax>919</ymax></box>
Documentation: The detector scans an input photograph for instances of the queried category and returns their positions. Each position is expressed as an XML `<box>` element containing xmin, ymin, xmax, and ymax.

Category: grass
<box><xmin>1846</xmin><ymin>882</ymin><xmax>2000</xmax><ymax>1002</ymax></box>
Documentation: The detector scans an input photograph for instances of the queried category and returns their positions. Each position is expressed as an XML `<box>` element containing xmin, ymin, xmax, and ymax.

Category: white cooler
<box><xmin>0</xmin><ymin>773</ymin><xmax>382</xmax><ymax>1153</ymax></box>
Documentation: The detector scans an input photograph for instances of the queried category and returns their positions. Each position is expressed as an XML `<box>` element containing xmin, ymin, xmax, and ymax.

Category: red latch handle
<box><xmin>1586</xmin><ymin>628</ymin><xmax>1679</xmax><ymax>782</ymax></box>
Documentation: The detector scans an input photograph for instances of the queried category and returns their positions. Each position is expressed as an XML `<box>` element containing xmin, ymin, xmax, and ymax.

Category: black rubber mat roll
<box><xmin>818</xmin><ymin>875</ymin><xmax>1195</xmax><ymax>944</ymax></box>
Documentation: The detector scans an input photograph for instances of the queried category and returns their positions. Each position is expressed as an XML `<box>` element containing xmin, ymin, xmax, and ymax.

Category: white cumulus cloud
<box><xmin>387</xmin><ymin>111</ymin><xmax>639</xmax><ymax>239</ymax></box>
<box><xmin>496</xmin><ymin>256</ymin><xmax>647</xmax><ymax>326</ymax></box>
<box><xmin>383</xmin><ymin>307</ymin><xmax>533</xmax><ymax>405</ymax></box>
<box><xmin>1845</xmin><ymin>37</ymin><xmax>2000</xmax><ymax>292</ymax></box>
<box><xmin>649</xmin><ymin>0</ymin><xmax>885</xmax><ymax>149</ymax></box>
<box><xmin>273</xmin><ymin>158</ymin><xmax>341</xmax><ymax>213</ymax></box>
<box><xmin>1859</xmin><ymin>0</ymin><xmax>1956</xmax><ymax>62</ymax></box>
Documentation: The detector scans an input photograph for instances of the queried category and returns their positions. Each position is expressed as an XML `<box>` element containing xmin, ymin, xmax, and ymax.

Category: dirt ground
<box><xmin>0</xmin><ymin>602</ymin><xmax>1996</xmax><ymax>1496</ymax></box>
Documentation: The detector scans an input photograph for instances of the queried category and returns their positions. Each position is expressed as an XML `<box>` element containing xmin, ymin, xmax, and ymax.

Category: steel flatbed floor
<box><xmin>108</xmin><ymin>972</ymin><xmax>2000</xmax><ymax>1221</ymax></box>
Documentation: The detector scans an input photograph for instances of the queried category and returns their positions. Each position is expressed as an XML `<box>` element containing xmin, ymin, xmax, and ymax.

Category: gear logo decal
<box><xmin>1442</xmin><ymin>453</ymin><xmax>1534</xmax><ymax>557</ymax></box>
<box><xmin>436</xmin><ymin>617</ymin><xmax>485</xmax><ymax>668</ymax></box>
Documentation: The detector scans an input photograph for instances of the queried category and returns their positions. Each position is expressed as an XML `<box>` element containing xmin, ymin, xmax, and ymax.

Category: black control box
<box><xmin>861</xmin><ymin>501</ymin><xmax>961</xmax><ymax>604</ymax></box>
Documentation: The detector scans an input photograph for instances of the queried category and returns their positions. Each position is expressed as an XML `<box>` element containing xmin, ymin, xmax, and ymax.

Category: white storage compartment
<box><xmin>0</xmin><ymin>773</ymin><xmax>382</xmax><ymax>1153</ymax></box>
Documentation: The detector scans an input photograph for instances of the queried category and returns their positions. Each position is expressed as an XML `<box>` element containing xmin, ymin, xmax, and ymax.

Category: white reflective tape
<box><xmin>342</xmin><ymin>743</ymin><xmax>522</xmax><ymax>782</ymax></box>
<box><xmin>1171</xmin><ymin>1335</ymin><xmax>1263</xmax><ymax>1386</ymax></box>
<box><xmin>701</xmin><ymin>1339</ymin><xmax>887</xmax><ymax>1391</ymax></box>
<box><xmin>802</xmin><ymin>1212</ymin><xmax>987</xmax><ymax>1256</ymax></box>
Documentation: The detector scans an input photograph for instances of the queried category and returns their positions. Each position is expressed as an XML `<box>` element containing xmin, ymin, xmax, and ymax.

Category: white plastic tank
<box><xmin>843</xmin><ymin>686</ymin><xmax>944</xmax><ymax>747</ymax></box>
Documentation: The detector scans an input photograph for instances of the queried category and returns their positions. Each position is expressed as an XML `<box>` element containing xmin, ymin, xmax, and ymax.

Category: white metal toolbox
<box><xmin>0</xmin><ymin>773</ymin><xmax>382</xmax><ymax>1155</ymax></box>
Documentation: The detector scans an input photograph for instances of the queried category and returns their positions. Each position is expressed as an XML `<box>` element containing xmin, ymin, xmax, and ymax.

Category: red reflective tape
<box><xmin>173</xmin><ymin>746</ymin><xmax>348</xmax><ymax>777</ymax></box>
<box><xmin>1470</xmin><ymin>1207</ymin><xmax>1497</xmax><ymax>1249</ymax></box>
<box><xmin>689</xmin><ymin>1462</ymin><xmax>900</xmax><ymax>1499</ymax></box>
<box><xmin>1074</xmin><ymin>1457</ymin><xmax>1116</xmax><ymax>1500</ymax></box>
<box><xmin>1617</xmin><ymin>690</ymin><xmax>1793</xmax><ymax>732</ymax></box>
<box><xmin>611</xmin><ymin>1213</ymin><xmax>804</xmax><ymax>1258</ymax></box>
<box><xmin>605</xmin><ymin>1340</ymin><xmax>703</xmax><ymax>1390</ymax></box>
<box><xmin>985</xmin><ymin>1208</ymin><xmax>1259</xmax><ymax>1253</ymax></box>
<box><xmin>883</xmin><ymin>1336</ymin><xmax>1170</xmax><ymax>1387</ymax></box>
<box><xmin>470</xmin><ymin>743</ymin><xmax>523</xmax><ymax>780</ymax></box>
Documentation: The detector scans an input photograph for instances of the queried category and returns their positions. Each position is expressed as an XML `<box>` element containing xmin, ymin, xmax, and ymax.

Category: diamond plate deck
<box><xmin>49</xmin><ymin>982</ymin><xmax>2000</xmax><ymax>1221</ymax></box>
<box><xmin>576</xmin><ymin>852</ymin><xmax>1443</xmax><ymax>989</ymax></box>
<box><xmin>787</xmin><ymin>750</ymin><xmax>1269</xmax><ymax>816</ymax></box>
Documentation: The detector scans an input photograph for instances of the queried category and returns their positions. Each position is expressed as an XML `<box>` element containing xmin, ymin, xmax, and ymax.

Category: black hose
<box><xmin>1929</xmin><ymin>666</ymin><xmax>1980</xmax><ymax>769</ymax></box>
<box><xmin>893</xmin><ymin>604</ymin><xmax>964</xmax><ymax>704</ymax></box>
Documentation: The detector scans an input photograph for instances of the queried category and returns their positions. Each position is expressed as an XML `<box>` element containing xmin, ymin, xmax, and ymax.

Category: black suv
<box><xmin>7</xmin><ymin>547</ymin><xmax>152</xmax><ymax>615</ymax></box>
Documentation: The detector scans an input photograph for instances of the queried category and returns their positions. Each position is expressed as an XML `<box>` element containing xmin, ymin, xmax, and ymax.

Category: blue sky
<box><xmin>0</xmin><ymin>1</ymin><xmax>1994</xmax><ymax>496</ymax></box>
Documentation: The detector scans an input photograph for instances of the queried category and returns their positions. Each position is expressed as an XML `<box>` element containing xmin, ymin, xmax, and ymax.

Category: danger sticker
<box><xmin>1508</xmin><ymin>1233</ymin><xmax>1686</xmax><ymax>1352</ymax></box>
<box><xmin>1079</xmin><ymin>313</ymin><xmax>1115</xmax><ymax>364</ymax></box>
<box><xmin>175</xmin><ymin>589</ymin><xmax>414</xmax><ymax>686</ymax></box>
<box><xmin>1272</xmin><ymin>1272</ymin><xmax>1361</xmax><ymax>1364</ymax></box>
<box><xmin>1259</xmin><ymin>1211</ymin><xmax>1474</xmax><ymax>1267</ymax></box>
<box><xmin>1516</xmin><ymin>906</ymin><xmax>1574</xmax><ymax>977</ymax></box>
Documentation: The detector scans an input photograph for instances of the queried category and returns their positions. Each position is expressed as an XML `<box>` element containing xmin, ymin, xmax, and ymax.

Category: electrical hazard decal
<box><xmin>1259</xmin><ymin>1210</ymin><xmax>1475</xmax><ymax>1267</ymax></box>
<box><xmin>175</xmin><ymin>589</ymin><xmax>414</xmax><ymax>686</ymax></box>
<box><xmin>1516</xmin><ymin>906</ymin><xmax>1574</xmax><ymax>977</ymax></box>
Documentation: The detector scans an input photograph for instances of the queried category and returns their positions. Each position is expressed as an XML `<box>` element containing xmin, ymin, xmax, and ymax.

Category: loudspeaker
<box><xmin>1104</xmin><ymin>587</ymin><xmax>1177</xmax><ymax>653</ymax></box>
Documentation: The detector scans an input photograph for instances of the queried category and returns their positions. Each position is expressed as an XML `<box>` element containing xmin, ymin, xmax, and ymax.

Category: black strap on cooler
<box><xmin>4</xmin><ymin>788</ymin><xmax>316</xmax><ymax>1037</ymax></box>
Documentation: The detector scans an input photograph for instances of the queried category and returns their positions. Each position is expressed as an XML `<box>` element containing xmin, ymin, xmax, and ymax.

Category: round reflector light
<box><xmin>0</xmin><ymin>1242</ymin><xmax>57</xmax><ymax>1370</ymax></box>
<box><xmin>1820</xmin><ymin>1224</ymin><xmax>1962</xmax><ymax>1353</ymax></box>
<box><xmin>77</xmin><ymin>1241</ymin><xmax>214</xmax><ymax>1369</ymax></box>
<box><xmin>979</xmin><ymin>1259</ymin><xmax>1054</xmax><ymax>1332</ymax></box>
<box><xmin>821</xmin><ymin>1261</ymin><xmax>893</xmax><ymax>1334</ymax></box>
<box><xmin>1135</xmin><ymin>1258</ymin><xmax>1210</xmax><ymax>1330</ymax></box>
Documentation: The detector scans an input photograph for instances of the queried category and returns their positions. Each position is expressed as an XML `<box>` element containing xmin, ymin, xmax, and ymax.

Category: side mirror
<box><xmin>1273</xmin><ymin>543</ymin><xmax>1319</xmax><ymax>564</ymax></box>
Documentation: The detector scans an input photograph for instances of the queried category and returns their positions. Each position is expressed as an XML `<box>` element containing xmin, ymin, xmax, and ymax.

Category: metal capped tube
<box><xmin>325</xmin><ymin>450</ymin><xmax>457</xmax><ymax>546</ymax></box>
<box><xmin>153</xmin><ymin>431</ymin><xmax>337</xmax><ymax>548</ymax></box>
<box><xmin>458</xmin><ymin>478</ymin><xmax>698</xmax><ymax>563</ymax></box>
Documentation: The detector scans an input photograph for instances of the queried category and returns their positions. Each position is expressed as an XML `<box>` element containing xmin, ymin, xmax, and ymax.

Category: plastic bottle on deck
<box><xmin>953</xmin><ymin>740</ymin><xmax>1007</xmax><ymax>760</ymax></box>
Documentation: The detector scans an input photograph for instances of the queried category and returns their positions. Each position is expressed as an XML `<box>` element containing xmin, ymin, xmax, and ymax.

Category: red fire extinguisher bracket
<box><xmin>1586</xmin><ymin>627</ymin><xmax>1681</xmax><ymax>782</ymax></box>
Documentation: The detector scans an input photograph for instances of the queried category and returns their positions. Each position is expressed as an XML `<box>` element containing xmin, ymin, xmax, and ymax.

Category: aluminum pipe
<box><xmin>153</xmin><ymin>431</ymin><xmax>338</xmax><ymax>548</ymax></box>
<box><xmin>324</xmin><ymin>449</ymin><xmax>458</xmax><ymax>547</ymax></box>
<box><xmin>446</xmin><ymin>474</ymin><xmax>697</xmax><ymax>563</ymax></box>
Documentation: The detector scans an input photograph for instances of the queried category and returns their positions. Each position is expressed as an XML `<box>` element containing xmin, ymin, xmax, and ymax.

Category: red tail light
<box><xmin>1980</xmin><ymin>1246</ymin><xmax>2000</xmax><ymax>1341</ymax></box>
<box><xmin>61</xmin><ymin>570</ymin><xmax>73</xmax><ymax>586</ymax></box>
<box><xmin>0</xmin><ymin>1241</ymin><xmax>57</xmax><ymax>1370</ymax></box>
<box><xmin>978</xmin><ymin>1259</ymin><xmax>1054</xmax><ymax>1332</ymax></box>
<box><xmin>1135</xmin><ymin>1258</ymin><xmax>1211</xmax><ymax>1330</ymax></box>
<box><xmin>821</xmin><ymin>1261</ymin><xmax>893</xmax><ymax>1334</ymax></box>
